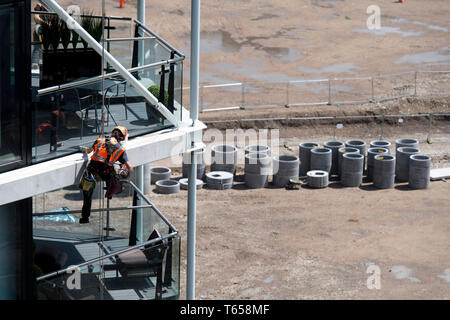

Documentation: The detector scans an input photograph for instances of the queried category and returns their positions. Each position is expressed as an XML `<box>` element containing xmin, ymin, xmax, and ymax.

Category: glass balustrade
<box><xmin>33</xmin><ymin>181</ymin><xmax>180</xmax><ymax>300</ymax></box>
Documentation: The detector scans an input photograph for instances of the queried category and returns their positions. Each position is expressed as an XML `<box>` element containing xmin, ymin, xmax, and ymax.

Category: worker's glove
<box><xmin>79</xmin><ymin>146</ymin><xmax>89</xmax><ymax>153</ymax></box>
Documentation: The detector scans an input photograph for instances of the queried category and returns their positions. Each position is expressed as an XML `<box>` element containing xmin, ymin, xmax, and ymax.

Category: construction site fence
<box><xmin>181</xmin><ymin>70</ymin><xmax>450</xmax><ymax>113</ymax></box>
<box><xmin>201</xmin><ymin>113</ymin><xmax>450</xmax><ymax>143</ymax></box>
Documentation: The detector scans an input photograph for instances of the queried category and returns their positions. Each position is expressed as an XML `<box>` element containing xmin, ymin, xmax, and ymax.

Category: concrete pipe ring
<box><xmin>367</xmin><ymin>147</ymin><xmax>390</xmax><ymax>181</ymax></box>
<box><xmin>206</xmin><ymin>171</ymin><xmax>234</xmax><ymax>190</ymax></box>
<box><xmin>211</xmin><ymin>145</ymin><xmax>238</xmax><ymax>173</ymax></box>
<box><xmin>341</xmin><ymin>153</ymin><xmax>364</xmax><ymax>172</ymax></box>
<box><xmin>307</xmin><ymin>170</ymin><xmax>329</xmax><ymax>188</ymax></box>
<box><xmin>395</xmin><ymin>138</ymin><xmax>419</xmax><ymax>151</ymax></box>
<box><xmin>310</xmin><ymin>147</ymin><xmax>332</xmax><ymax>174</ymax></box>
<box><xmin>395</xmin><ymin>147</ymin><xmax>420</xmax><ymax>182</ymax></box>
<box><xmin>179</xmin><ymin>178</ymin><xmax>204</xmax><ymax>190</ymax></box>
<box><xmin>244</xmin><ymin>144</ymin><xmax>271</xmax><ymax>156</ymax></box>
<box><xmin>324</xmin><ymin>141</ymin><xmax>345</xmax><ymax>175</ymax></box>
<box><xmin>337</xmin><ymin>147</ymin><xmax>360</xmax><ymax>177</ymax></box>
<box><xmin>373</xmin><ymin>155</ymin><xmax>396</xmax><ymax>189</ymax></box>
<box><xmin>150</xmin><ymin>166</ymin><xmax>172</xmax><ymax>184</ymax></box>
<box><xmin>370</xmin><ymin>140</ymin><xmax>391</xmax><ymax>153</ymax></box>
<box><xmin>155</xmin><ymin>179</ymin><xmax>180</xmax><ymax>194</ymax></box>
<box><xmin>408</xmin><ymin>154</ymin><xmax>431</xmax><ymax>190</ymax></box>
<box><xmin>299</xmin><ymin>142</ymin><xmax>320</xmax><ymax>176</ymax></box>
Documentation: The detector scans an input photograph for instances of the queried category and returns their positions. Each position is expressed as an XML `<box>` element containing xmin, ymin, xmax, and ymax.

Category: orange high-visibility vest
<box><xmin>91</xmin><ymin>137</ymin><xmax>125</xmax><ymax>167</ymax></box>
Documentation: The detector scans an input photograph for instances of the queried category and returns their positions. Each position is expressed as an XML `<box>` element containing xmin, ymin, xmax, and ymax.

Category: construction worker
<box><xmin>79</xmin><ymin>126</ymin><xmax>133</xmax><ymax>224</ymax></box>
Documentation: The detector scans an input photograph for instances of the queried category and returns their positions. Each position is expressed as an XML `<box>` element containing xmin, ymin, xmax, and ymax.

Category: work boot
<box><xmin>79</xmin><ymin>217</ymin><xmax>89</xmax><ymax>224</ymax></box>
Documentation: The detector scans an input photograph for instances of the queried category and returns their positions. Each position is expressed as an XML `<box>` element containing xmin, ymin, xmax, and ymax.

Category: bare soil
<box><xmin>39</xmin><ymin>0</ymin><xmax>450</xmax><ymax>300</ymax></box>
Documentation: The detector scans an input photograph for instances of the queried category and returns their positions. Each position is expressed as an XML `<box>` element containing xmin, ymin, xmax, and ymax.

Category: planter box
<box><xmin>40</xmin><ymin>48</ymin><xmax>102</xmax><ymax>88</ymax></box>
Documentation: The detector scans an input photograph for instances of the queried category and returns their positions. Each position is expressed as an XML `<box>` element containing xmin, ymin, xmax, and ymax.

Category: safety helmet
<box><xmin>112</xmin><ymin>126</ymin><xmax>128</xmax><ymax>138</ymax></box>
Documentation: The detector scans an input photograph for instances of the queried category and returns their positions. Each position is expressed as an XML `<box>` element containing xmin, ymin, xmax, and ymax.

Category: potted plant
<box><xmin>145</xmin><ymin>84</ymin><xmax>170</xmax><ymax>124</ymax></box>
<box><xmin>40</xmin><ymin>11</ymin><xmax>103</xmax><ymax>88</ymax></box>
<box><xmin>60</xmin><ymin>20</ymin><xmax>71</xmax><ymax>51</ymax></box>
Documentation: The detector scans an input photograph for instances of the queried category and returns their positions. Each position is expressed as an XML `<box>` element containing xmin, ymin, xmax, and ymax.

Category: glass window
<box><xmin>0</xmin><ymin>3</ymin><xmax>24</xmax><ymax>169</ymax></box>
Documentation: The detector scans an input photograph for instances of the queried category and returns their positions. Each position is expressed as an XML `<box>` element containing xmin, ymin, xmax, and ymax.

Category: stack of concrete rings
<box><xmin>345</xmin><ymin>140</ymin><xmax>367</xmax><ymax>171</ymax></box>
<box><xmin>244</xmin><ymin>152</ymin><xmax>270</xmax><ymax>188</ymax></box>
<box><xmin>206</xmin><ymin>171</ymin><xmax>234</xmax><ymax>190</ymax></box>
<box><xmin>299</xmin><ymin>142</ymin><xmax>320</xmax><ymax>176</ymax></box>
<box><xmin>396</xmin><ymin>147</ymin><xmax>420</xmax><ymax>182</ymax></box>
<box><xmin>150</xmin><ymin>166</ymin><xmax>171</xmax><ymax>184</ymax></box>
<box><xmin>341</xmin><ymin>153</ymin><xmax>364</xmax><ymax>187</ymax></box>
<box><xmin>370</xmin><ymin>140</ymin><xmax>391</xmax><ymax>154</ymax></box>
<box><xmin>211</xmin><ymin>145</ymin><xmax>238</xmax><ymax>174</ymax></box>
<box><xmin>310</xmin><ymin>147</ymin><xmax>332</xmax><ymax>174</ymax></box>
<box><xmin>337</xmin><ymin>147</ymin><xmax>360</xmax><ymax>178</ymax></box>
<box><xmin>307</xmin><ymin>170</ymin><xmax>329</xmax><ymax>188</ymax></box>
<box><xmin>324</xmin><ymin>141</ymin><xmax>345</xmax><ymax>176</ymax></box>
<box><xmin>408</xmin><ymin>154</ymin><xmax>431</xmax><ymax>189</ymax></box>
<box><xmin>272</xmin><ymin>155</ymin><xmax>299</xmax><ymax>187</ymax></box>
<box><xmin>373</xmin><ymin>155</ymin><xmax>396</xmax><ymax>189</ymax></box>
<box><xmin>367</xmin><ymin>147</ymin><xmax>390</xmax><ymax>181</ymax></box>
<box><xmin>182</xmin><ymin>148</ymin><xmax>206</xmax><ymax>181</ymax></box>
<box><xmin>155</xmin><ymin>180</ymin><xmax>180</xmax><ymax>194</ymax></box>
<box><xmin>395</xmin><ymin>138</ymin><xmax>419</xmax><ymax>151</ymax></box>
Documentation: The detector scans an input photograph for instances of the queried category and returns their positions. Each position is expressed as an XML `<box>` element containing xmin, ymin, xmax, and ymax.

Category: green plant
<box><xmin>71</xmin><ymin>28</ymin><xmax>79</xmax><ymax>49</ymax></box>
<box><xmin>148</xmin><ymin>84</ymin><xmax>169</xmax><ymax>105</ymax></box>
<box><xmin>49</xmin><ymin>16</ymin><xmax>61</xmax><ymax>51</ymax></box>
<box><xmin>80</xmin><ymin>10</ymin><xmax>103</xmax><ymax>49</ymax></box>
<box><xmin>40</xmin><ymin>15</ymin><xmax>53</xmax><ymax>51</ymax></box>
<box><xmin>90</xmin><ymin>17</ymin><xmax>103</xmax><ymax>43</ymax></box>
<box><xmin>80</xmin><ymin>10</ymin><xmax>93</xmax><ymax>49</ymax></box>
<box><xmin>60</xmin><ymin>21</ymin><xmax>71</xmax><ymax>51</ymax></box>
<box><xmin>40</xmin><ymin>22</ymin><xmax>51</xmax><ymax>51</ymax></box>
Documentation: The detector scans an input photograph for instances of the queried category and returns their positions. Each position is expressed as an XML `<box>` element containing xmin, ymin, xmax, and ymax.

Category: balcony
<box><xmin>33</xmin><ymin>180</ymin><xmax>180</xmax><ymax>300</ymax></box>
<box><xmin>31</xmin><ymin>11</ymin><xmax>185</xmax><ymax>163</ymax></box>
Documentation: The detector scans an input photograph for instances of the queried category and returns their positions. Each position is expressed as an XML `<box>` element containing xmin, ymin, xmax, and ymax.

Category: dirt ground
<box><xmin>36</xmin><ymin>0</ymin><xmax>450</xmax><ymax>300</ymax></box>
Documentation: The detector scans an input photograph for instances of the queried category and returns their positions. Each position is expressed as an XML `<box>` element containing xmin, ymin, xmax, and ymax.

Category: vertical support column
<box><xmin>328</xmin><ymin>79</ymin><xmax>332</xmax><ymax>105</ymax></box>
<box><xmin>414</xmin><ymin>71</ymin><xmax>418</xmax><ymax>96</ymax></box>
<box><xmin>135</xmin><ymin>165</ymin><xmax>144</xmax><ymax>243</ymax></box>
<box><xmin>143</xmin><ymin>163</ymin><xmax>151</xmax><ymax>194</ymax></box>
<box><xmin>371</xmin><ymin>77</ymin><xmax>374</xmax><ymax>102</ymax></box>
<box><xmin>285</xmin><ymin>81</ymin><xmax>290</xmax><ymax>108</ymax></box>
<box><xmin>241</xmin><ymin>83</ymin><xmax>245</xmax><ymax>109</ymax></box>
<box><xmin>137</xmin><ymin>0</ymin><xmax>146</xmax><ymax>67</ymax></box>
<box><xmin>187</xmin><ymin>0</ymin><xmax>200</xmax><ymax>301</ymax></box>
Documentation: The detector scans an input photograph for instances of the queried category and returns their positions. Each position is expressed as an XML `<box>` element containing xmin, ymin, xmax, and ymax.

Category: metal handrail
<box><xmin>134</xmin><ymin>19</ymin><xmax>185</xmax><ymax>58</ymax></box>
<box><xmin>33</xmin><ymin>204</ymin><xmax>154</xmax><ymax>217</ymax></box>
<box><xmin>36</xmin><ymin>231</ymin><xmax>178</xmax><ymax>282</ymax></box>
<box><xmin>37</xmin><ymin>56</ymin><xmax>184</xmax><ymax>95</ymax></box>
<box><xmin>128</xmin><ymin>180</ymin><xmax>178</xmax><ymax>233</ymax></box>
<box><xmin>31</xmin><ymin>11</ymin><xmax>133</xmax><ymax>21</ymax></box>
<box><xmin>201</xmin><ymin>113</ymin><xmax>450</xmax><ymax>124</ymax></box>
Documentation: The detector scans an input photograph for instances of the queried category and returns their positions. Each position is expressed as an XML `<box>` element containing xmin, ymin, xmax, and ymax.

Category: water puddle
<box><xmin>298</xmin><ymin>62</ymin><xmax>363</xmax><ymax>75</ymax></box>
<box><xmin>390</xmin><ymin>265</ymin><xmax>421</xmax><ymax>283</ymax></box>
<box><xmin>437</xmin><ymin>268</ymin><xmax>450</xmax><ymax>283</ymax></box>
<box><xmin>388</xmin><ymin>17</ymin><xmax>449</xmax><ymax>33</ymax></box>
<box><xmin>395</xmin><ymin>46</ymin><xmax>450</xmax><ymax>66</ymax></box>
<box><xmin>353</xmin><ymin>26</ymin><xmax>424</xmax><ymax>37</ymax></box>
<box><xmin>183</xmin><ymin>30</ymin><xmax>303</xmax><ymax>62</ymax></box>
<box><xmin>208</xmin><ymin>58</ymin><xmax>299</xmax><ymax>83</ymax></box>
